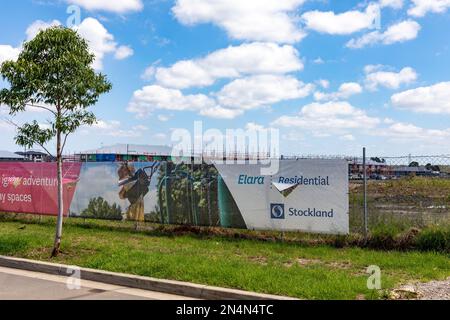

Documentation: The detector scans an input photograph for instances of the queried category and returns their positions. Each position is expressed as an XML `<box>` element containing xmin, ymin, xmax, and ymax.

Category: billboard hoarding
<box><xmin>215</xmin><ymin>159</ymin><xmax>349</xmax><ymax>235</ymax></box>
<box><xmin>0</xmin><ymin>162</ymin><xmax>81</xmax><ymax>216</ymax></box>
<box><xmin>0</xmin><ymin>160</ymin><xmax>349</xmax><ymax>235</ymax></box>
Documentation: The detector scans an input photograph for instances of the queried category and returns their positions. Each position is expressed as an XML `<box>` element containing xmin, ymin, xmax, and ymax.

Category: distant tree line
<box><xmin>370</xmin><ymin>157</ymin><xmax>386</xmax><ymax>163</ymax></box>
<box><xmin>408</xmin><ymin>162</ymin><xmax>441</xmax><ymax>172</ymax></box>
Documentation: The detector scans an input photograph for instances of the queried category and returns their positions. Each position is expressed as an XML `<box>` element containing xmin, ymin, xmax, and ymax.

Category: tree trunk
<box><xmin>51</xmin><ymin>130</ymin><xmax>64</xmax><ymax>257</ymax></box>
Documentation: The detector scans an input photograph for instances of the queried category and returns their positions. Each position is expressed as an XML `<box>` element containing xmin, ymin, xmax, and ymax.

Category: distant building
<box><xmin>349</xmin><ymin>159</ymin><xmax>389</xmax><ymax>175</ymax></box>
<box><xmin>15</xmin><ymin>150</ymin><xmax>54</xmax><ymax>162</ymax></box>
<box><xmin>0</xmin><ymin>150</ymin><xmax>25</xmax><ymax>162</ymax></box>
<box><xmin>393</xmin><ymin>166</ymin><xmax>439</xmax><ymax>177</ymax></box>
<box><xmin>77</xmin><ymin>144</ymin><xmax>173</xmax><ymax>162</ymax></box>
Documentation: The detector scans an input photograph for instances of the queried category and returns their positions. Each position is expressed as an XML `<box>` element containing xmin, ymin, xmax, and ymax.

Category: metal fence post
<box><xmin>363</xmin><ymin>147</ymin><xmax>368</xmax><ymax>238</ymax></box>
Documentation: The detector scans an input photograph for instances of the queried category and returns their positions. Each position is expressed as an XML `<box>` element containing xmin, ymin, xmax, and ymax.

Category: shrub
<box><xmin>415</xmin><ymin>225</ymin><xmax>450</xmax><ymax>252</ymax></box>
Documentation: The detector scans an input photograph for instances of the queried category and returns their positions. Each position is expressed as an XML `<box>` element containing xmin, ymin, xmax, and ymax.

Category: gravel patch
<box><xmin>391</xmin><ymin>278</ymin><xmax>450</xmax><ymax>300</ymax></box>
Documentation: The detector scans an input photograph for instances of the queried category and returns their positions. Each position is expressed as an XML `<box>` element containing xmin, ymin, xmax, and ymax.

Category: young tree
<box><xmin>0</xmin><ymin>27</ymin><xmax>112</xmax><ymax>257</ymax></box>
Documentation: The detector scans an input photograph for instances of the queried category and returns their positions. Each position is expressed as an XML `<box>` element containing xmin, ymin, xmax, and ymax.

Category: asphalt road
<box><xmin>0</xmin><ymin>266</ymin><xmax>196</xmax><ymax>300</ymax></box>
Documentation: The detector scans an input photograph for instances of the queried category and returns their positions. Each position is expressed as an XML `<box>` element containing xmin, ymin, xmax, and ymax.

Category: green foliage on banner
<box><xmin>81</xmin><ymin>197</ymin><xmax>123</xmax><ymax>221</ymax></box>
<box><xmin>153</xmin><ymin>163</ymin><xmax>245</xmax><ymax>228</ymax></box>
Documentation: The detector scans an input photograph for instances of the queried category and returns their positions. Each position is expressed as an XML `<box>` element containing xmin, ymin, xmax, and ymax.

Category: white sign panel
<box><xmin>215</xmin><ymin>159</ymin><xmax>349</xmax><ymax>235</ymax></box>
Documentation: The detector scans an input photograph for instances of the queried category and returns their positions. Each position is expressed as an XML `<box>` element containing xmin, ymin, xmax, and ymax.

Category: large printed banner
<box><xmin>0</xmin><ymin>160</ymin><xmax>349</xmax><ymax>235</ymax></box>
<box><xmin>215</xmin><ymin>159</ymin><xmax>349</xmax><ymax>234</ymax></box>
<box><xmin>0</xmin><ymin>162</ymin><xmax>81</xmax><ymax>216</ymax></box>
<box><xmin>70</xmin><ymin>162</ymin><xmax>161</xmax><ymax>221</ymax></box>
<box><xmin>0</xmin><ymin>162</ymin><xmax>162</xmax><ymax>220</ymax></box>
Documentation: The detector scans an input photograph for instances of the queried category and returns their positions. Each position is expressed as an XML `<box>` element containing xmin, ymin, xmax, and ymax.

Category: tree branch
<box><xmin>1</xmin><ymin>117</ymin><xmax>55</xmax><ymax>158</ymax></box>
<box><xmin>25</xmin><ymin>103</ymin><xmax>57</xmax><ymax>116</ymax></box>
<box><xmin>61</xmin><ymin>132</ymin><xmax>70</xmax><ymax>155</ymax></box>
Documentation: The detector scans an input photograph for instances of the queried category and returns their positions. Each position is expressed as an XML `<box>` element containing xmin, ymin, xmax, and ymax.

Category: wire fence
<box><xmin>349</xmin><ymin>154</ymin><xmax>450</xmax><ymax>233</ymax></box>
<box><xmin>67</xmin><ymin>154</ymin><xmax>450</xmax><ymax>233</ymax></box>
<box><xmin>2</xmin><ymin>152</ymin><xmax>450</xmax><ymax>234</ymax></box>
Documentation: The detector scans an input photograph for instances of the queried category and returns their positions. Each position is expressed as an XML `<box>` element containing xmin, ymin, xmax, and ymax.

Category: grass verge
<box><xmin>0</xmin><ymin>215</ymin><xmax>449</xmax><ymax>300</ymax></box>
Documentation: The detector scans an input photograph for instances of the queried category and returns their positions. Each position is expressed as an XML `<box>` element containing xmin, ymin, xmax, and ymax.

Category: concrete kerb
<box><xmin>0</xmin><ymin>255</ymin><xmax>296</xmax><ymax>300</ymax></box>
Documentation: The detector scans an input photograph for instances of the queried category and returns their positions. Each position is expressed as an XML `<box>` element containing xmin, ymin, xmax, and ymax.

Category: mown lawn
<box><xmin>0</xmin><ymin>219</ymin><xmax>449</xmax><ymax>300</ymax></box>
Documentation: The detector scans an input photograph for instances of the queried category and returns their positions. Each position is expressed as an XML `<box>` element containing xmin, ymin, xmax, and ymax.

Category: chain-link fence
<box><xmin>349</xmin><ymin>154</ymin><xmax>450</xmax><ymax>233</ymax></box>
<box><xmin>1</xmin><ymin>153</ymin><xmax>450</xmax><ymax>235</ymax></box>
<box><xmin>68</xmin><ymin>155</ymin><xmax>450</xmax><ymax>234</ymax></box>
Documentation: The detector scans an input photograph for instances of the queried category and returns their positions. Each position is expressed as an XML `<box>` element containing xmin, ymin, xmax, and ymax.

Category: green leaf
<box><xmin>0</xmin><ymin>26</ymin><xmax>112</xmax><ymax>153</ymax></box>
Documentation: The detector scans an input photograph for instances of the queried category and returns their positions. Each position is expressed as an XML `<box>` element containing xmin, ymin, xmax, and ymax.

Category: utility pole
<box><xmin>363</xmin><ymin>147</ymin><xmax>368</xmax><ymax>239</ymax></box>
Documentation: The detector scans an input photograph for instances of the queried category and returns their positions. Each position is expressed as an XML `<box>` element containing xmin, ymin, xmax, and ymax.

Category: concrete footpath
<box><xmin>0</xmin><ymin>256</ymin><xmax>295</xmax><ymax>300</ymax></box>
<box><xmin>0</xmin><ymin>266</ymin><xmax>194</xmax><ymax>300</ymax></box>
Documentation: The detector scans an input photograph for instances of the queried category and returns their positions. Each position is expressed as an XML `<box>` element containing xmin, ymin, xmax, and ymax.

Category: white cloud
<box><xmin>0</xmin><ymin>45</ymin><xmax>20</xmax><ymax>65</ymax></box>
<box><xmin>380</xmin><ymin>0</ymin><xmax>404</xmax><ymax>9</ymax></box>
<box><xmin>245</xmin><ymin>122</ymin><xmax>267</xmax><ymax>132</ymax></box>
<box><xmin>314</xmin><ymin>82</ymin><xmax>362</xmax><ymax>101</ymax></box>
<box><xmin>92</xmin><ymin>120</ymin><xmax>121</xmax><ymax>130</ymax></box>
<box><xmin>141</xmin><ymin>60</ymin><xmax>161</xmax><ymax>81</ymax></box>
<box><xmin>199</xmin><ymin>106</ymin><xmax>243</xmax><ymax>119</ymax></box>
<box><xmin>272</xmin><ymin>101</ymin><xmax>380</xmax><ymax>134</ymax></box>
<box><xmin>154</xmin><ymin>42</ymin><xmax>303</xmax><ymax>89</ymax></box>
<box><xmin>0</xmin><ymin>104</ymin><xmax>10</xmax><ymax>114</ymax></box>
<box><xmin>157</xmin><ymin>115</ymin><xmax>170</xmax><ymax>122</ymax></box>
<box><xmin>76</xmin><ymin>18</ymin><xmax>117</xmax><ymax>70</ymax></box>
<box><xmin>346</xmin><ymin>20</ymin><xmax>421</xmax><ymax>49</ymax></box>
<box><xmin>316</xmin><ymin>79</ymin><xmax>330</xmax><ymax>89</ymax></box>
<box><xmin>155</xmin><ymin>60</ymin><xmax>213</xmax><ymax>89</ymax></box>
<box><xmin>391</xmin><ymin>82</ymin><xmax>450</xmax><ymax>114</ymax></box>
<box><xmin>133</xmin><ymin>125</ymin><xmax>149</xmax><ymax>131</ymax></box>
<box><xmin>302</xmin><ymin>3</ymin><xmax>380</xmax><ymax>35</ymax></box>
<box><xmin>0</xmin><ymin>120</ymin><xmax>14</xmax><ymax>132</ymax></box>
<box><xmin>67</xmin><ymin>0</ymin><xmax>143</xmax><ymax>13</ymax></box>
<box><xmin>141</xmin><ymin>66</ymin><xmax>156</xmax><ymax>81</ymax></box>
<box><xmin>114</xmin><ymin>45</ymin><xmax>134</xmax><ymax>60</ymax></box>
<box><xmin>26</xmin><ymin>20</ymin><xmax>61</xmax><ymax>41</ymax></box>
<box><xmin>378</xmin><ymin>122</ymin><xmax>450</xmax><ymax>142</ymax></box>
<box><xmin>3</xmin><ymin>18</ymin><xmax>133</xmax><ymax>71</ymax></box>
<box><xmin>127</xmin><ymin>85</ymin><xmax>219</xmax><ymax>118</ymax></box>
<box><xmin>313</xmin><ymin>57</ymin><xmax>325</xmax><ymax>64</ymax></box>
<box><xmin>364</xmin><ymin>66</ymin><xmax>417</xmax><ymax>90</ymax></box>
<box><xmin>128</xmin><ymin>75</ymin><xmax>313</xmax><ymax>119</ymax></box>
<box><xmin>364</xmin><ymin>64</ymin><xmax>384</xmax><ymax>73</ymax></box>
<box><xmin>282</xmin><ymin>131</ymin><xmax>304</xmax><ymax>141</ymax></box>
<box><xmin>153</xmin><ymin>133</ymin><xmax>167</xmax><ymax>140</ymax></box>
<box><xmin>340</xmin><ymin>134</ymin><xmax>356</xmax><ymax>141</ymax></box>
<box><xmin>408</xmin><ymin>0</ymin><xmax>450</xmax><ymax>17</ymax></box>
<box><xmin>380</xmin><ymin>20</ymin><xmax>421</xmax><ymax>44</ymax></box>
<box><xmin>216</xmin><ymin>75</ymin><xmax>314</xmax><ymax>109</ymax></box>
<box><xmin>75</xmin><ymin>18</ymin><xmax>133</xmax><ymax>70</ymax></box>
<box><xmin>87</xmin><ymin>120</ymin><xmax>146</xmax><ymax>137</ymax></box>
<box><xmin>172</xmin><ymin>0</ymin><xmax>306</xmax><ymax>43</ymax></box>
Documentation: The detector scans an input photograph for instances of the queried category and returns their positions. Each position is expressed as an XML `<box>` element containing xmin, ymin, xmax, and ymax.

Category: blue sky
<box><xmin>1</xmin><ymin>0</ymin><xmax>450</xmax><ymax>157</ymax></box>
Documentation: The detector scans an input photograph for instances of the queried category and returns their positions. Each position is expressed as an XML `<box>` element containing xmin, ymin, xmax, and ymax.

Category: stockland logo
<box><xmin>270</xmin><ymin>203</ymin><xmax>285</xmax><ymax>220</ymax></box>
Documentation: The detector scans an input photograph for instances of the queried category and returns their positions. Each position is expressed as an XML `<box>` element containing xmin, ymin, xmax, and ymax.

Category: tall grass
<box><xmin>0</xmin><ymin>212</ymin><xmax>448</xmax><ymax>252</ymax></box>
